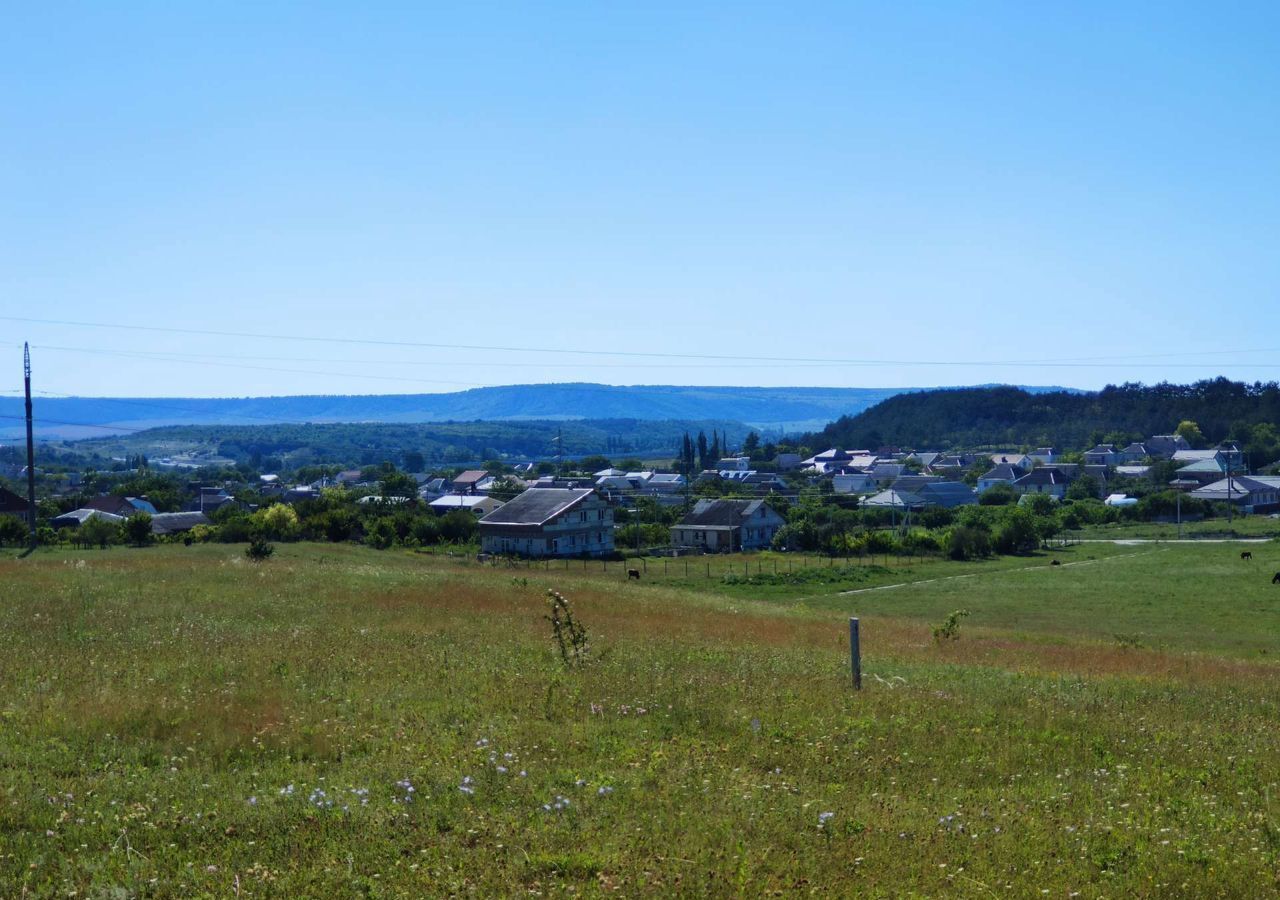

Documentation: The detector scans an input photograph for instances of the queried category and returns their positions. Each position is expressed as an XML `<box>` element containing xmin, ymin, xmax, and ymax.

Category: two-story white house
<box><xmin>670</xmin><ymin>498</ymin><xmax>785</xmax><ymax>552</ymax></box>
<box><xmin>478</xmin><ymin>488</ymin><xmax>614</xmax><ymax>558</ymax></box>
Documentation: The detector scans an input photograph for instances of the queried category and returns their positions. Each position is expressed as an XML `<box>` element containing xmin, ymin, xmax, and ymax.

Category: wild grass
<box><xmin>1</xmin><ymin>542</ymin><xmax>1278</xmax><ymax>896</ymax></box>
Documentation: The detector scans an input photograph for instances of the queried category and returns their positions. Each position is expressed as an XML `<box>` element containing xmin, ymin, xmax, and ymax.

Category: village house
<box><xmin>450</xmin><ymin>470</ymin><xmax>490</xmax><ymax>495</ymax></box>
<box><xmin>670</xmin><ymin>498</ymin><xmax>785</xmax><ymax>552</ymax></box>
<box><xmin>0</xmin><ymin>485</ymin><xmax>30</xmax><ymax>518</ymax></box>
<box><xmin>989</xmin><ymin>452</ymin><xmax>1032</xmax><ymax>470</ymax></box>
<box><xmin>1173</xmin><ymin>458</ymin><xmax>1228</xmax><ymax>487</ymax></box>
<box><xmin>1011</xmin><ymin>467</ymin><xmax>1070</xmax><ymax>499</ymax></box>
<box><xmin>479</xmin><ymin>488</ymin><xmax>614</xmax><ymax>558</ymax></box>
<box><xmin>83</xmin><ymin>495</ymin><xmax>158</xmax><ymax>517</ymax></box>
<box><xmin>51</xmin><ymin>508</ymin><xmax>126</xmax><ymax>529</ymax></box>
<box><xmin>1117</xmin><ymin>443</ymin><xmax>1151</xmax><ymax>464</ymax></box>
<box><xmin>149</xmin><ymin>511</ymin><xmax>212</xmax><ymax>535</ymax></box>
<box><xmin>1028</xmin><ymin>447</ymin><xmax>1058</xmax><ymax>465</ymax></box>
<box><xmin>977</xmin><ymin>463</ymin><xmax>1023</xmax><ymax>493</ymax></box>
<box><xmin>1190</xmin><ymin>476</ymin><xmax>1280</xmax><ymax>513</ymax></box>
<box><xmin>1144</xmin><ymin>434</ymin><xmax>1192</xmax><ymax>458</ymax></box>
<box><xmin>832</xmin><ymin>471</ymin><xmax>878</xmax><ymax>495</ymax></box>
<box><xmin>863</xmin><ymin>479</ymin><xmax>976</xmax><ymax>510</ymax></box>
<box><xmin>429</xmin><ymin>494</ymin><xmax>505</xmax><ymax>517</ymax></box>
<box><xmin>1083</xmin><ymin>444</ymin><xmax>1119</xmax><ymax>466</ymax></box>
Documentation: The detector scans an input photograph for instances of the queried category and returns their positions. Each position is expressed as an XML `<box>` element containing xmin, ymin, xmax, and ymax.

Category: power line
<box><xmin>5</xmin><ymin>314</ymin><xmax>1278</xmax><ymax>368</ymax></box>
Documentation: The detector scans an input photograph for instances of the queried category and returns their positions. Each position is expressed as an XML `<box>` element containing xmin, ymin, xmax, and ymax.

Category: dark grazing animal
<box><xmin>1050</xmin><ymin>559</ymin><xmax>1061</xmax><ymax>566</ymax></box>
<box><xmin>1242</xmin><ymin>551</ymin><xmax>1253</xmax><ymax>561</ymax></box>
<box><xmin>627</xmin><ymin>568</ymin><xmax>641</xmax><ymax>580</ymax></box>
<box><xmin>1274</xmin><ymin>572</ymin><xmax>1280</xmax><ymax>585</ymax></box>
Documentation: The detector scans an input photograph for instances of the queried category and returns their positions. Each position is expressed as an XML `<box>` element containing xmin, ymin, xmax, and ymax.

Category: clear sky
<box><xmin>3</xmin><ymin>2</ymin><xmax>1278</xmax><ymax>398</ymax></box>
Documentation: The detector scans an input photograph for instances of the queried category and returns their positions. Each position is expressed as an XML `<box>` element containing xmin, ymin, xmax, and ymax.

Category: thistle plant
<box><xmin>545</xmin><ymin>589</ymin><xmax>589</xmax><ymax>667</ymax></box>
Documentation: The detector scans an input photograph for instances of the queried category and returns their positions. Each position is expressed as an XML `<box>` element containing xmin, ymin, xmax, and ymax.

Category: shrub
<box><xmin>77</xmin><ymin>515</ymin><xmax>120</xmax><ymax>549</ymax></box>
<box><xmin>363</xmin><ymin>518</ymin><xmax>396</xmax><ymax>550</ymax></box>
<box><xmin>245</xmin><ymin>537</ymin><xmax>274</xmax><ymax>561</ymax></box>
<box><xmin>933</xmin><ymin>608</ymin><xmax>970</xmax><ymax>642</ymax></box>
<box><xmin>0</xmin><ymin>515</ymin><xmax>28</xmax><ymax>547</ymax></box>
<box><xmin>124</xmin><ymin>512</ymin><xmax>154</xmax><ymax>547</ymax></box>
<box><xmin>947</xmin><ymin>525</ymin><xmax>991</xmax><ymax>561</ymax></box>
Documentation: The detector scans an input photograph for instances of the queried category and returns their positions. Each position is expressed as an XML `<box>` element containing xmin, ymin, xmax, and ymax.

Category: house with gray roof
<box><xmin>1190</xmin><ymin>476</ymin><xmax>1280</xmax><ymax>513</ymax></box>
<box><xmin>479</xmin><ymin>488</ymin><xmax>613</xmax><ymax>557</ymax></box>
<box><xmin>1144</xmin><ymin>434</ymin><xmax>1191</xmax><ymax>458</ymax></box>
<box><xmin>863</xmin><ymin>480</ymin><xmax>976</xmax><ymax>510</ymax></box>
<box><xmin>670</xmin><ymin>498</ymin><xmax>785</xmax><ymax>552</ymax></box>
<box><xmin>1011</xmin><ymin>467</ymin><xmax>1070</xmax><ymax>499</ymax></box>
<box><xmin>977</xmin><ymin>463</ymin><xmax>1024</xmax><ymax>493</ymax></box>
<box><xmin>149</xmin><ymin>511</ymin><xmax>212</xmax><ymax>535</ymax></box>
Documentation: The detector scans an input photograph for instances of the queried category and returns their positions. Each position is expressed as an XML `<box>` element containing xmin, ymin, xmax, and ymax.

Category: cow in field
<box><xmin>627</xmin><ymin>568</ymin><xmax>641</xmax><ymax>580</ymax></box>
<box><xmin>1241</xmin><ymin>550</ymin><xmax>1253</xmax><ymax>561</ymax></box>
<box><xmin>1273</xmin><ymin>572</ymin><xmax>1280</xmax><ymax>585</ymax></box>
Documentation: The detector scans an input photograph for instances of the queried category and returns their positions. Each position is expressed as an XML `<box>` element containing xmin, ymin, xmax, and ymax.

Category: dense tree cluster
<box><xmin>813</xmin><ymin>379</ymin><xmax>1280</xmax><ymax>454</ymax></box>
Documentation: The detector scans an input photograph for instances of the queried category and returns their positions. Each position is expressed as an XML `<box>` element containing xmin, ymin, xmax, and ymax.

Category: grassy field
<box><xmin>1073</xmin><ymin>515</ymin><xmax>1280</xmax><ymax>541</ymax></box>
<box><xmin>3</xmin><ymin>542</ymin><xmax>1280</xmax><ymax>897</ymax></box>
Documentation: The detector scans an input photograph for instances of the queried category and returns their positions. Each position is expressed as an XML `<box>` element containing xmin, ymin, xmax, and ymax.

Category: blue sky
<box><xmin>3</xmin><ymin>2</ymin><xmax>1278</xmax><ymax>398</ymax></box>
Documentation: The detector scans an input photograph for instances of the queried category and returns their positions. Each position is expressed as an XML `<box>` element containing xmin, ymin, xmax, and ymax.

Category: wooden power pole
<box><xmin>24</xmin><ymin>343</ymin><xmax>37</xmax><ymax>548</ymax></box>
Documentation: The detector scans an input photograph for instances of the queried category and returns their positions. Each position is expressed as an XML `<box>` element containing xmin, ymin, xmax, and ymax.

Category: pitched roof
<box><xmin>0</xmin><ymin>486</ymin><xmax>29</xmax><ymax>514</ymax></box>
<box><xmin>1014</xmin><ymin>468</ymin><xmax>1069</xmax><ymax>486</ymax></box>
<box><xmin>676</xmin><ymin>498</ymin><xmax>775</xmax><ymax>528</ymax></box>
<box><xmin>479</xmin><ymin>488</ymin><xmax>594</xmax><ymax>526</ymax></box>
<box><xmin>979</xmin><ymin>464</ymin><xmax>1022</xmax><ymax>482</ymax></box>
<box><xmin>451</xmin><ymin>470</ymin><xmax>489</xmax><ymax>486</ymax></box>
<box><xmin>1190</xmin><ymin>476</ymin><xmax>1280</xmax><ymax>500</ymax></box>
<box><xmin>150</xmin><ymin>512</ymin><xmax>211</xmax><ymax>534</ymax></box>
<box><xmin>51</xmin><ymin>508</ymin><xmax>126</xmax><ymax>527</ymax></box>
<box><xmin>430</xmin><ymin>494</ymin><xmax>499</xmax><ymax>510</ymax></box>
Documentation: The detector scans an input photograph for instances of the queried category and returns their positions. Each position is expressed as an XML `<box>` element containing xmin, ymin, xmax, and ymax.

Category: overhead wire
<box><xmin>4</xmin><ymin>314</ymin><xmax>1278</xmax><ymax>368</ymax></box>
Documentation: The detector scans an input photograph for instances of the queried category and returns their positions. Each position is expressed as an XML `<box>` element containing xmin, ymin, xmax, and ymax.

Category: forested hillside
<box><xmin>60</xmin><ymin>418</ymin><xmax>752</xmax><ymax>468</ymax></box>
<box><xmin>812</xmin><ymin>379</ymin><xmax>1280</xmax><ymax>451</ymax></box>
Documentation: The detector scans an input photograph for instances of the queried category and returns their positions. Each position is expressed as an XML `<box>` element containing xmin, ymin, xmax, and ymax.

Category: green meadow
<box><xmin>2</xmin><ymin>541</ymin><xmax>1279</xmax><ymax>897</ymax></box>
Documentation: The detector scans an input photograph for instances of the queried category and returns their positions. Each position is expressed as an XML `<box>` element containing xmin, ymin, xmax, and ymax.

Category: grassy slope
<box><xmin>2</xmin><ymin>543</ymin><xmax>1279</xmax><ymax>897</ymax></box>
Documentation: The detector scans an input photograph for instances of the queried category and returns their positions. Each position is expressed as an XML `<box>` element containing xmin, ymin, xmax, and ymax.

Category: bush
<box><xmin>252</xmin><ymin>504</ymin><xmax>300</xmax><ymax>541</ymax></box>
<box><xmin>979</xmin><ymin>483</ymin><xmax>1018</xmax><ymax>506</ymax></box>
<box><xmin>77</xmin><ymin>515</ymin><xmax>120</xmax><ymax>549</ymax></box>
<box><xmin>438</xmin><ymin>510</ymin><xmax>478</xmax><ymax>544</ymax></box>
<box><xmin>947</xmin><ymin>525</ymin><xmax>991</xmax><ymax>561</ymax></box>
<box><xmin>933</xmin><ymin>608</ymin><xmax>970</xmax><ymax>642</ymax></box>
<box><xmin>0</xmin><ymin>515</ymin><xmax>28</xmax><ymax>547</ymax></box>
<box><xmin>994</xmin><ymin>508</ymin><xmax>1040</xmax><ymax>555</ymax></box>
<box><xmin>245</xmin><ymin>537</ymin><xmax>274</xmax><ymax>561</ymax></box>
<box><xmin>124</xmin><ymin>512</ymin><xmax>154</xmax><ymax>547</ymax></box>
<box><xmin>363</xmin><ymin>518</ymin><xmax>397</xmax><ymax>550</ymax></box>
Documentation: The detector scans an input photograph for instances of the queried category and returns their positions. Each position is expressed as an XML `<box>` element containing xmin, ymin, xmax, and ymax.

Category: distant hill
<box><xmin>0</xmin><ymin>382</ymin><xmax>1072</xmax><ymax>440</ymax></box>
<box><xmin>52</xmin><ymin>419</ymin><xmax>755</xmax><ymax>469</ymax></box>
<box><xmin>810</xmin><ymin>379</ymin><xmax>1280</xmax><ymax>451</ymax></box>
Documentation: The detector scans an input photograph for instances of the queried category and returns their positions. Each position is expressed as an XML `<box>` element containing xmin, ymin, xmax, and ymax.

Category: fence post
<box><xmin>849</xmin><ymin>618</ymin><xmax>862</xmax><ymax>690</ymax></box>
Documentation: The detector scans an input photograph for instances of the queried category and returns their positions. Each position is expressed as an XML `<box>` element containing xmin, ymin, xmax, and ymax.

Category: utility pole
<box><xmin>24</xmin><ymin>343</ymin><xmax>37</xmax><ymax>549</ymax></box>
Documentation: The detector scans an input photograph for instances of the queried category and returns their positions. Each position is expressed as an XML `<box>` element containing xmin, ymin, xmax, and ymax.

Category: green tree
<box><xmin>0</xmin><ymin>516</ymin><xmax>28</xmax><ymax>547</ymax></box>
<box><xmin>124</xmin><ymin>512</ymin><xmax>154</xmax><ymax>547</ymax></box>
<box><xmin>486</xmin><ymin>477</ymin><xmax>525</xmax><ymax>503</ymax></box>
<box><xmin>1176</xmin><ymin>420</ymin><xmax>1206</xmax><ymax>449</ymax></box>
<box><xmin>979</xmin><ymin>483</ymin><xmax>1017</xmax><ymax>506</ymax></box>
<box><xmin>403</xmin><ymin>450</ymin><xmax>426</xmax><ymax>473</ymax></box>
<box><xmin>253</xmin><ymin>504</ymin><xmax>300</xmax><ymax>540</ymax></box>
<box><xmin>78</xmin><ymin>515</ymin><xmax>119</xmax><ymax>549</ymax></box>
<box><xmin>379</xmin><ymin>471</ymin><xmax>419</xmax><ymax>499</ymax></box>
<box><xmin>1065</xmin><ymin>474</ymin><xmax>1101</xmax><ymax>501</ymax></box>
